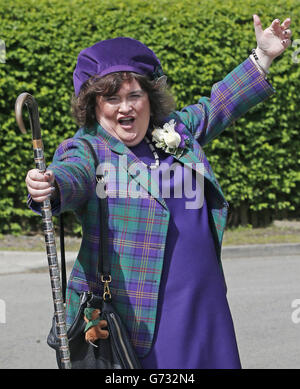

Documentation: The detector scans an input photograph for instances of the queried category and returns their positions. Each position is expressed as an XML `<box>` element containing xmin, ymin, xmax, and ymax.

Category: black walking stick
<box><xmin>15</xmin><ymin>92</ymin><xmax>71</xmax><ymax>369</ymax></box>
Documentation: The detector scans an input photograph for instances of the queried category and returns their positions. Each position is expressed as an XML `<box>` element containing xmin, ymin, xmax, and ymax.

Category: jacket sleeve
<box><xmin>176</xmin><ymin>57</ymin><xmax>275</xmax><ymax>146</ymax></box>
<box><xmin>27</xmin><ymin>137</ymin><xmax>97</xmax><ymax>215</ymax></box>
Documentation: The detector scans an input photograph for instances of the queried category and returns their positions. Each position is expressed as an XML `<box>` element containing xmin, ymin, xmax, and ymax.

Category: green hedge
<box><xmin>0</xmin><ymin>0</ymin><xmax>299</xmax><ymax>234</ymax></box>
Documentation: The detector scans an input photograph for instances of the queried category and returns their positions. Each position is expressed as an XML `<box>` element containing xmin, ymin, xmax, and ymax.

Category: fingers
<box><xmin>270</xmin><ymin>18</ymin><xmax>282</xmax><ymax>35</ymax></box>
<box><xmin>282</xmin><ymin>29</ymin><xmax>292</xmax><ymax>38</ymax></box>
<box><xmin>268</xmin><ymin>17</ymin><xmax>292</xmax><ymax>49</ymax></box>
<box><xmin>253</xmin><ymin>14</ymin><xmax>263</xmax><ymax>38</ymax></box>
<box><xmin>280</xmin><ymin>19</ymin><xmax>292</xmax><ymax>46</ymax></box>
<box><xmin>279</xmin><ymin>17</ymin><xmax>292</xmax><ymax>38</ymax></box>
<box><xmin>25</xmin><ymin>169</ymin><xmax>55</xmax><ymax>202</ymax></box>
<box><xmin>271</xmin><ymin>17</ymin><xmax>292</xmax><ymax>37</ymax></box>
<box><xmin>281</xmin><ymin>37</ymin><xmax>292</xmax><ymax>48</ymax></box>
<box><xmin>281</xmin><ymin>27</ymin><xmax>292</xmax><ymax>46</ymax></box>
<box><xmin>281</xmin><ymin>17</ymin><xmax>291</xmax><ymax>30</ymax></box>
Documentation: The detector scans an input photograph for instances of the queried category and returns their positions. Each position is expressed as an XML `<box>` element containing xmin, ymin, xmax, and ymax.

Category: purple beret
<box><xmin>73</xmin><ymin>37</ymin><xmax>164</xmax><ymax>96</ymax></box>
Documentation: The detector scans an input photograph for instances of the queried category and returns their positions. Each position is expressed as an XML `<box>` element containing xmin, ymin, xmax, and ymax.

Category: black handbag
<box><xmin>47</xmin><ymin>138</ymin><xmax>141</xmax><ymax>369</ymax></box>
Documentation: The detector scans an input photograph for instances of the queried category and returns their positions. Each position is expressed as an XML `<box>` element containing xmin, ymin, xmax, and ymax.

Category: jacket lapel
<box><xmin>174</xmin><ymin>147</ymin><xmax>210</xmax><ymax>180</ymax></box>
<box><xmin>122</xmin><ymin>147</ymin><xmax>168</xmax><ymax>210</ymax></box>
<box><xmin>94</xmin><ymin>123</ymin><xmax>168</xmax><ymax>209</ymax></box>
<box><xmin>173</xmin><ymin>143</ymin><xmax>226</xmax><ymax>200</ymax></box>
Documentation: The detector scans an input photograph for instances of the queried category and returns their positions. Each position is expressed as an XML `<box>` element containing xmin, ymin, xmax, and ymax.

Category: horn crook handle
<box><xmin>15</xmin><ymin>93</ymin><xmax>45</xmax><ymax>159</ymax></box>
<box><xmin>15</xmin><ymin>92</ymin><xmax>71</xmax><ymax>369</ymax></box>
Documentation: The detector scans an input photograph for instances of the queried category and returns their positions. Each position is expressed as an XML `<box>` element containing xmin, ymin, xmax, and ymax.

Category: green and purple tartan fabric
<box><xmin>30</xmin><ymin>58</ymin><xmax>274</xmax><ymax>357</ymax></box>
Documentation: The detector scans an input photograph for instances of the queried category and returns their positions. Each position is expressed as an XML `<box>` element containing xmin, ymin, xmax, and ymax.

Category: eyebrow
<box><xmin>103</xmin><ymin>89</ymin><xmax>144</xmax><ymax>99</ymax></box>
<box><xmin>128</xmin><ymin>89</ymin><xmax>144</xmax><ymax>94</ymax></box>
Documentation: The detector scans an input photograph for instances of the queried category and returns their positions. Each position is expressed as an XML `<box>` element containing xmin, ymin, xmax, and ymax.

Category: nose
<box><xmin>118</xmin><ymin>98</ymin><xmax>132</xmax><ymax>114</ymax></box>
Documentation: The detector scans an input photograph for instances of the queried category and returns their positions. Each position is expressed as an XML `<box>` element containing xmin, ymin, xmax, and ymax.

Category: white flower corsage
<box><xmin>151</xmin><ymin>119</ymin><xmax>189</xmax><ymax>158</ymax></box>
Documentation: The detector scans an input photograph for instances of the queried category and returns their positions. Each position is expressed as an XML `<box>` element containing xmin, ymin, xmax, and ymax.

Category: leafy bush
<box><xmin>0</xmin><ymin>0</ymin><xmax>299</xmax><ymax>234</ymax></box>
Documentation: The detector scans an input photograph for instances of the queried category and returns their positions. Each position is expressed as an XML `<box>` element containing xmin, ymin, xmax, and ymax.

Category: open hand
<box><xmin>253</xmin><ymin>14</ymin><xmax>291</xmax><ymax>65</ymax></box>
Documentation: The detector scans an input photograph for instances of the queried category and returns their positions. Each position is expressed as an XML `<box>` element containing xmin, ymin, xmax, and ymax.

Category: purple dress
<box><xmin>130</xmin><ymin>139</ymin><xmax>241</xmax><ymax>369</ymax></box>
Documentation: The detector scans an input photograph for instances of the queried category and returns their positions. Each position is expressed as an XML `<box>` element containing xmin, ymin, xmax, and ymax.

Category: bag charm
<box><xmin>84</xmin><ymin>308</ymin><xmax>109</xmax><ymax>346</ymax></box>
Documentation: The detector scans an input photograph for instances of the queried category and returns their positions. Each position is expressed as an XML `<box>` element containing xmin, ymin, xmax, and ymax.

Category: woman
<box><xmin>26</xmin><ymin>15</ymin><xmax>291</xmax><ymax>368</ymax></box>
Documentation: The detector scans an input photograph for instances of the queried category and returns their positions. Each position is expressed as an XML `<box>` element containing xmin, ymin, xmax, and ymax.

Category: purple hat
<box><xmin>73</xmin><ymin>37</ymin><xmax>164</xmax><ymax>96</ymax></box>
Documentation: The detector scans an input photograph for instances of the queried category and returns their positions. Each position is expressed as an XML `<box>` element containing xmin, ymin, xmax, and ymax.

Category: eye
<box><xmin>104</xmin><ymin>96</ymin><xmax>119</xmax><ymax>102</ymax></box>
<box><xmin>130</xmin><ymin>93</ymin><xmax>143</xmax><ymax>99</ymax></box>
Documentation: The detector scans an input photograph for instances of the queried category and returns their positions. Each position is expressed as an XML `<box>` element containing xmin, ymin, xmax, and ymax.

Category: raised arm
<box><xmin>176</xmin><ymin>15</ymin><xmax>291</xmax><ymax>146</ymax></box>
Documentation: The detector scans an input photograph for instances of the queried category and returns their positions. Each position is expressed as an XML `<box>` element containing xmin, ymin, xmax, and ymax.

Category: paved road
<box><xmin>222</xmin><ymin>254</ymin><xmax>300</xmax><ymax>369</ymax></box>
<box><xmin>0</xmin><ymin>249</ymin><xmax>299</xmax><ymax>369</ymax></box>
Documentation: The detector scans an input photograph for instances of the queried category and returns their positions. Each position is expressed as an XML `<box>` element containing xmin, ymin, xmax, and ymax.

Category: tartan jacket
<box><xmin>33</xmin><ymin>58</ymin><xmax>274</xmax><ymax>357</ymax></box>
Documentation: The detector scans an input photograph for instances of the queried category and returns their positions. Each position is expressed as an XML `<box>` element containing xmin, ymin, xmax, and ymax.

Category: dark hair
<box><xmin>71</xmin><ymin>72</ymin><xmax>175</xmax><ymax>130</ymax></box>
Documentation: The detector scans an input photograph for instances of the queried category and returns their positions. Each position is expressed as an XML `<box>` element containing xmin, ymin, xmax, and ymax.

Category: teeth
<box><xmin>119</xmin><ymin>118</ymin><xmax>134</xmax><ymax>126</ymax></box>
<box><xmin>119</xmin><ymin>118</ymin><xmax>134</xmax><ymax>123</ymax></box>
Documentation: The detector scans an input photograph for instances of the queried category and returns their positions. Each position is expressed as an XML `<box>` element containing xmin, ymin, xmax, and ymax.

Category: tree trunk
<box><xmin>250</xmin><ymin>211</ymin><xmax>258</xmax><ymax>228</ymax></box>
<box><xmin>240</xmin><ymin>202</ymin><xmax>248</xmax><ymax>226</ymax></box>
